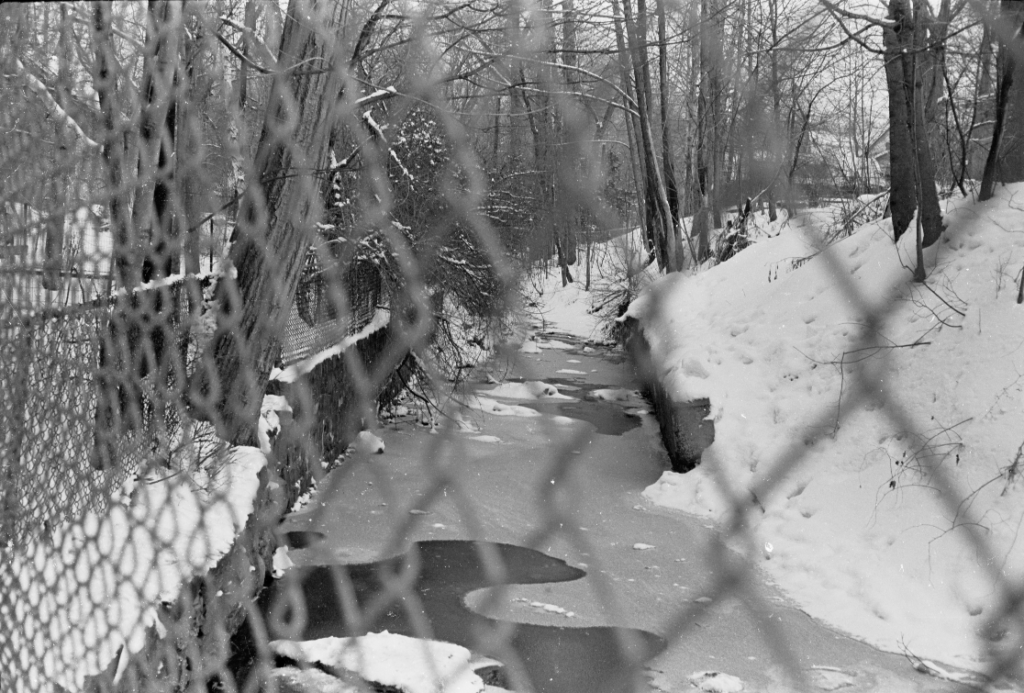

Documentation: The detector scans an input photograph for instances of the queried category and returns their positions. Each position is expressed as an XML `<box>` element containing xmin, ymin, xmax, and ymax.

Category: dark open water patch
<box><xmin>522</xmin><ymin>400</ymin><xmax>640</xmax><ymax>436</ymax></box>
<box><xmin>283</xmin><ymin>530</ymin><xmax>326</xmax><ymax>549</ymax></box>
<box><xmin>227</xmin><ymin>540</ymin><xmax>664</xmax><ymax>693</ymax></box>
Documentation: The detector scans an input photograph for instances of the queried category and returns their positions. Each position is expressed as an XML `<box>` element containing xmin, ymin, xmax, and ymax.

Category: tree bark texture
<box><xmin>191</xmin><ymin>0</ymin><xmax>352</xmax><ymax>446</ymax></box>
<box><xmin>883</xmin><ymin>1</ymin><xmax>916</xmax><ymax>241</ymax></box>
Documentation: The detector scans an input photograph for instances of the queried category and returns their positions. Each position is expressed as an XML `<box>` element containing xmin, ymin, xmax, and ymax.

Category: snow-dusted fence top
<box><xmin>1</xmin><ymin>263</ymin><xmax>387</xmax><ymax>692</ymax></box>
<box><xmin>285</xmin><ymin>251</ymin><xmax>383</xmax><ymax>365</ymax></box>
<box><xmin>1</xmin><ymin>258</ymin><xmax>383</xmax><ymax>550</ymax></box>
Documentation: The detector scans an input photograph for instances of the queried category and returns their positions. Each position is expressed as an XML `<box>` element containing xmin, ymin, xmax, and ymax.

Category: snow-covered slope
<box><xmin>524</xmin><ymin>229</ymin><xmax>655</xmax><ymax>342</ymax></box>
<box><xmin>626</xmin><ymin>186</ymin><xmax>1024</xmax><ymax>672</ymax></box>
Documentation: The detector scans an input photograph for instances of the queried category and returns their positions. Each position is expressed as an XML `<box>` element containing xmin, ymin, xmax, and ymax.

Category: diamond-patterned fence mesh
<box><xmin>2</xmin><ymin>1</ymin><xmax>1023</xmax><ymax>693</ymax></box>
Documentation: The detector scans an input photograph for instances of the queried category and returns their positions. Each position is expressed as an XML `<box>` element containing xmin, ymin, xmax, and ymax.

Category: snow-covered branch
<box><xmin>356</xmin><ymin>86</ymin><xmax>398</xmax><ymax>108</ymax></box>
<box><xmin>217</xmin><ymin>15</ymin><xmax>279</xmax><ymax>67</ymax></box>
<box><xmin>15</xmin><ymin>59</ymin><xmax>100</xmax><ymax>151</ymax></box>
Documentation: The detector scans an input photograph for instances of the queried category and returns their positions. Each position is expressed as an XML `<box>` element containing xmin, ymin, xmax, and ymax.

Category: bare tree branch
<box><xmin>15</xmin><ymin>58</ymin><xmax>100</xmax><ymax>151</ymax></box>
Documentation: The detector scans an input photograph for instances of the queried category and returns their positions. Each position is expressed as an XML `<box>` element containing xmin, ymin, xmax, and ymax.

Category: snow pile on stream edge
<box><xmin>626</xmin><ymin>186</ymin><xmax>1024</xmax><ymax>671</ymax></box>
<box><xmin>272</xmin><ymin>631</ymin><xmax>492</xmax><ymax>693</ymax></box>
<box><xmin>3</xmin><ymin>446</ymin><xmax>267</xmax><ymax>692</ymax></box>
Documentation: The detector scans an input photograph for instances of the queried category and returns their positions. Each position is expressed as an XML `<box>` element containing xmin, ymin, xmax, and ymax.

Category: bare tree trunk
<box><xmin>980</xmin><ymin>36</ymin><xmax>1016</xmax><ymax>200</ymax></box>
<box><xmin>92</xmin><ymin>2</ymin><xmax>137</xmax><ymax>290</ymax></box>
<box><xmin>621</xmin><ymin>0</ymin><xmax>678</xmax><ymax>271</ymax></box>
<box><xmin>177</xmin><ymin>6</ymin><xmax>215</xmax><ymax>352</ymax></box>
<box><xmin>692</xmin><ymin>0</ymin><xmax>725</xmax><ymax>260</ymax></box>
<box><xmin>767</xmin><ymin>0</ymin><xmax>780</xmax><ymax>221</ymax></box>
<box><xmin>133</xmin><ymin>1</ymin><xmax>182</xmax><ymax>283</ymax></box>
<box><xmin>610</xmin><ymin>0</ymin><xmax>650</xmax><ymax>255</ymax></box>
<box><xmin>883</xmin><ymin>0</ymin><xmax>918</xmax><ymax>241</ymax></box>
<box><xmin>238</xmin><ymin>0</ymin><xmax>255</xmax><ymax>108</ymax></box>
<box><xmin>980</xmin><ymin>0</ymin><xmax>1024</xmax><ymax>199</ymax></box>
<box><xmin>882</xmin><ymin>0</ymin><xmax>944</xmax><ymax>255</ymax></box>
<box><xmin>191</xmin><ymin>0</ymin><xmax>352</xmax><ymax>445</ymax></box>
<box><xmin>92</xmin><ymin>0</ymin><xmax>184</xmax><ymax>468</ymax></box>
<box><xmin>43</xmin><ymin>4</ymin><xmax>76</xmax><ymax>292</ymax></box>
<box><xmin>910</xmin><ymin>0</ymin><xmax>945</xmax><ymax>247</ymax></box>
<box><xmin>656</xmin><ymin>0</ymin><xmax>683</xmax><ymax>261</ymax></box>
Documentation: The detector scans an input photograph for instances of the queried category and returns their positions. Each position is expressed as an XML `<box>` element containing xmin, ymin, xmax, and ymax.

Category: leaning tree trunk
<box><xmin>190</xmin><ymin>0</ymin><xmax>351</xmax><ymax>446</ymax></box>
<box><xmin>980</xmin><ymin>0</ymin><xmax>1024</xmax><ymax>200</ymax></box>
<box><xmin>980</xmin><ymin>38</ymin><xmax>1016</xmax><ymax>200</ymax></box>
<box><xmin>1001</xmin><ymin>1</ymin><xmax>1024</xmax><ymax>183</ymax></box>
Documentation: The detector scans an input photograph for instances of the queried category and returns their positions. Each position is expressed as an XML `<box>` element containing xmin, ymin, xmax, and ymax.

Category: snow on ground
<box><xmin>271</xmin><ymin>631</ymin><xmax>492</xmax><ymax>693</ymax></box>
<box><xmin>4</xmin><ymin>446</ymin><xmax>267</xmax><ymax>692</ymax></box>
<box><xmin>522</xmin><ymin>211</ymin><xmax>797</xmax><ymax>345</ymax></box>
<box><xmin>460</xmin><ymin>394</ymin><xmax>544</xmax><ymax>418</ymax></box>
<box><xmin>624</xmin><ymin>186</ymin><xmax>1024</xmax><ymax>672</ymax></box>
<box><xmin>523</xmin><ymin>230</ymin><xmax>655</xmax><ymax>343</ymax></box>
<box><xmin>353</xmin><ymin>429</ymin><xmax>387</xmax><ymax>454</ymax></box>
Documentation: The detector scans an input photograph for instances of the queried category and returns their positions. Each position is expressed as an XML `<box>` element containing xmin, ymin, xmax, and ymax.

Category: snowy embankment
<box><xmin>523</xmin><ymin>229</ymin><xmax>655</xmax><ymax>343</ymax></box>
<box><xmin>4</xmin><ymin>445</ymin><xmax>267</xmax><ymax>693</ymax></box>
<box><xmin>272</xmin><ymin>631</ymin><xmax>505</xmax><ymax>693</ymax></box>
<box><xmin>626</xmin><ymin>186</ymin><xmax>1024</xmax><ymax>671</ymax></box>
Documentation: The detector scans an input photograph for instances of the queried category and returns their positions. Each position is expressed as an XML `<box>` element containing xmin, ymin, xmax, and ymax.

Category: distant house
<box><xmin>792</xmin><ymin>128</ymin><xmax>890</xmax><ymax>202</ymax></box>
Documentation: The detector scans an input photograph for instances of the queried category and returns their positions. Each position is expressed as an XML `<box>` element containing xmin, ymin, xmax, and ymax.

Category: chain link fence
<box><xmin>2</xmin><ymin>2</ymin><xmax>1023</xmax><ymax>693</ymax></box>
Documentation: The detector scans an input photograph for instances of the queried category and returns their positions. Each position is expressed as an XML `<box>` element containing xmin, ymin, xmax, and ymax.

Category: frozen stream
<box><xmin>268</xmin><ymin>335</ymin><xmax>964</xmax><ymax>693</ymax></box>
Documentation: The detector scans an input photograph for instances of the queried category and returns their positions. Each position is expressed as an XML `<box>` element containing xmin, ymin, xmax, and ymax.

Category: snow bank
<box><xmin>3</xmin><ymin>446</ymin><xmax>267</xmax><ymax>692</ymax></box>
<box><xmin>353</xmin><ymin>429</ymin><xmax>386</xmax><ymax>454</ymax></box>
<box><xmin>272</xmin><ymin>631</ymin><xmax>486</xmax><ymax>693</ymax></box>
<box><xmin>524</xmin><ymin>230</ymin><xmax>656</xmax><ymax>342</ymax></box>
<box><xmin>628</xmin><ymin>187</ymin><xmax>1024</xmax><ymax>670</ymax></box>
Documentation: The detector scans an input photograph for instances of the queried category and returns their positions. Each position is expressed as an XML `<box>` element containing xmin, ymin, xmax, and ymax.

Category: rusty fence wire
<box><xmin>2</xmin><ymin>2</ymin><xmax>1023</xmax><ymax>693</ymax></box>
